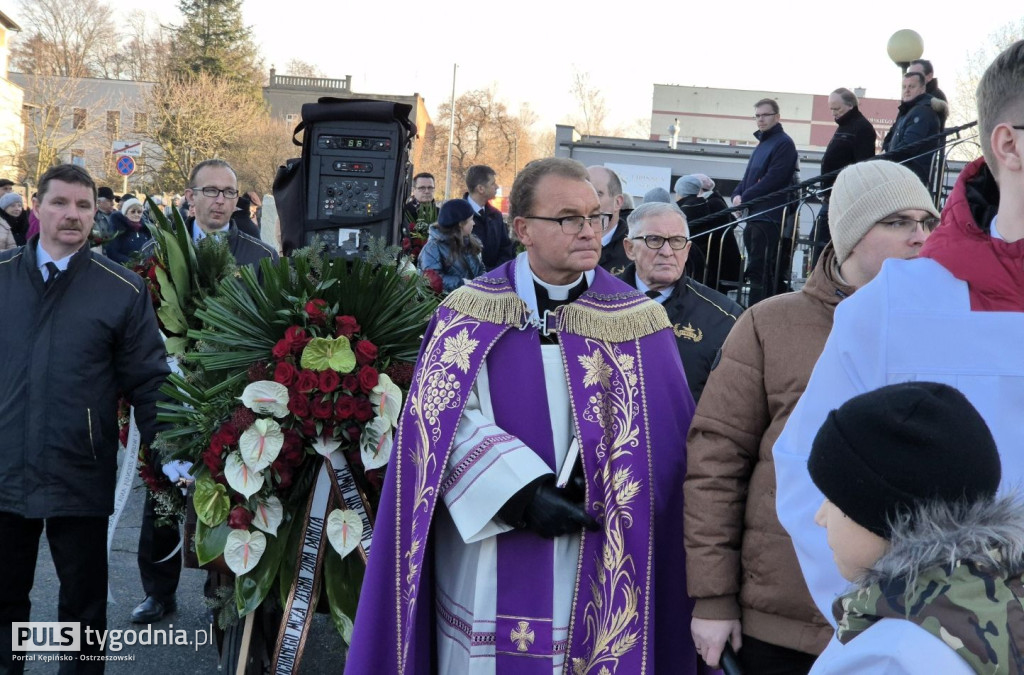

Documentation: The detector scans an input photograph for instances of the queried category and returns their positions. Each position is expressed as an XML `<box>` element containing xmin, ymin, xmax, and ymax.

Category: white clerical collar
<box><xmin>36</xmin><ymin>243</ymin><xmax>76</xmax><ymax>274</ymax></box>
<box><xmin>193</xmin><ymin>222</ymin><xmax>230</xmax><ymax>243</ymax></box>
<box><xmin>513</xmin><ymin>252</ymin><xmax>595</xmax><ymax>323</ymax></box>
<box><xmin>633</xmin><ymin>274</ymin><xmax>671</xmax><ymax>303</ymax></box>
<box><xmin>600</xmin><ymin>221</ymin><xmax>618</xmax><ymax>247</ymax></box>
<box><xmin>531</xmin><ymin>269</ymin><xmax>585</xmax><ymax>301</ymax></box>
<box><xmin>466</xmin><ymin>195</ymin><xmax>486</xmax><ymax>215</ymax></box>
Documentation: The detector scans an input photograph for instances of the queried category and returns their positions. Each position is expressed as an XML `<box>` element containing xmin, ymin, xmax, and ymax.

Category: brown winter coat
<box><xmin>0</xmin><ymin>218</ymin><xmax>15</xmax><ymax>251</ymax></box>
<box><xmin>683</xmin><ymin>243</ymin><xmax>854</xmax><ymax>655</ymax></box>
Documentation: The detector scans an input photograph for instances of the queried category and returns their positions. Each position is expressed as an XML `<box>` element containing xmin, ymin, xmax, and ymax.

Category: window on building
<box><xmin>73</xmin><ymin>108</ymin><xmax>87</xmax><ymax>130</ymax></box>
<box><xmin>106</xmin><ymin>110</ymin><xmax>120</xmax><ymax>135</ymax></box>
<box><xmin>133</xmin><ymin>112</ymin><xmax>147</xmax><ymax>133</ymax></box>
<box><xmin>70</xmin><ymin>149</ymin><xmax>86</xmax><ymax>167</ymax></box>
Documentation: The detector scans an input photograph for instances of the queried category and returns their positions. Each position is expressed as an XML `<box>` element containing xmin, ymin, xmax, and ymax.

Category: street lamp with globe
<box><xmin>887</xmin><ymin>29</ymin><xmax>924</xmax><ymax>76</ymax></box>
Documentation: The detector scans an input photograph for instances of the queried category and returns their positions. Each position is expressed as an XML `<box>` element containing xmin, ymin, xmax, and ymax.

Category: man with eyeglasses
<box><xmin>732</xmin><ymin>98</ymin><xmax>799</xmax><ymax>306</ymax></box>
<box><xmin>403</xmin><ymin>171</ymin><xmax>437</xmax><ymax>225</ymax></box>
<box><xmin>688</xmin><ymin>159</ymin><xmax>938</xmax><ymax>673</ymax></box>
<box><xmin>586</xmin><ymin>165</ymin><xmax>630</xmax><ymax>274</ymax></box>
<box><xmin>131</xmin><ymin>159</ymin><xmax>277</xmax><ymax>626</ymax></box>
<box><xmin>619</xmin><ymin>202</ymin><xmax>741</xmax><ymax>402</ymax></box>
<box><xmin>349</xmin><ymin>157</ymin><xmax>701</xmax><ymax>674</ymax></box>
<box><xmin>775</xmin><ymin>40</ymin><xmax>1024</xmax><ymax>671</ymax></box>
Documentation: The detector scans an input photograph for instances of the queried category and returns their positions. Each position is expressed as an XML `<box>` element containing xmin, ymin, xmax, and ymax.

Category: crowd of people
<box><xmin>2</xmin><ymin>40</ymin><xmax>1023</xmax><ymax>675</ymax></box>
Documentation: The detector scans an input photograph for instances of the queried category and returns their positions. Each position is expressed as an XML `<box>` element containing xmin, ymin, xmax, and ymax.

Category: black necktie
<box><xmin>645</xmin><ymin>290</ymin><xmax>661</xmax><ymax>300</ymax></box>
<box><xmin>44</xmin><ymin>262</ymin><xmax>61</xmax><ymax>289</ymax></box>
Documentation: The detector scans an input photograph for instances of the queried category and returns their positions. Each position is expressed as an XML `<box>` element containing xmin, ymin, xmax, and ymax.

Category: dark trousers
<box><xmin>811</xmin><ymin>201</ymin><xmax>831</xmax><ymax>268</ymax></box>
<box><xmin>742</xmin><ymin>219</ymin><xmax>780</xmax><ymax>305</ymax></box>
<box><xmin>0</xmin><ymin>511</ymin><xmax>108</xmax><ymax>674</ymax></box>
<box><xmin>738</xmin><ymin>634</ymin><xmax>818</xmax><ymax>675</ymax></box>
<box><xmin>138</xmin><ymin>494</ymin><xmax>181</xmax><ymax>601</ymax></box>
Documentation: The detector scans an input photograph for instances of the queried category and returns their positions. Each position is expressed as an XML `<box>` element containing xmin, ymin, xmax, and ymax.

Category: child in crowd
<box><xmin>418</xmin><ymin>198</ymin><xmax>484</xmax><ymax>293</ymax></box>
<box><xmin>808</xmin><ymin>381</ymin><xmax>1024</xmax><ymax>674</ymax></box>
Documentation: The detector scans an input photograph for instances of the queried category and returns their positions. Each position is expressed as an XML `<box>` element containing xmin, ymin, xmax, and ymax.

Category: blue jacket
<box><xmin>732</xmin><ymin>123</ymin><xmax>798</xmax><ymax>224</ymax></box>
<box><xmin>882</xmin><ymin>93</ymin><xmax>943</xmax><ymax>186</ymax></box>
<box><xmin>418</xmin><ymin>226</ymin><xmax>485</xmax><ymax>293</ymax></box>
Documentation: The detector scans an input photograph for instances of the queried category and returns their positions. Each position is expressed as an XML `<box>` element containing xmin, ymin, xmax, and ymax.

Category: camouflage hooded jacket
<box><xmin>833</xmin><ymin>496</ymin><xmax>1024</xmax><ymax>674</ymax></box>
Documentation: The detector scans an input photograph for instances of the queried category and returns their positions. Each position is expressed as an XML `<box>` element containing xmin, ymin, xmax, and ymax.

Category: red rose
<box><xmin>301</xmin><ymin>418</ymin><xmax>318</xmax><ymax>437</ymax></box>
<box><xmin>282</xmin><ymin>429</ymin><xmax>303</xmax><ymax>457</ymax></box>
<box><xmin>341</xmin><ymin>375</ymin><xmax>358</xmax><ymax>393</ymax></box>
<box><xmin>212</xmin><ymin>422</ymin><xmax>240</xmax><ymax>448</ymax></box>
<box><xmin>296</xmin><ymin>369</ymin><xmax>319</xmax><ymax>393</ymax></box>
<box><xmin>311</xmin><ymin>396</ymin><xmax>334</xmax><ymax>420</ymax></box>
<box><xmin>353</xmin><ymin>397</ymin><xmax>374</xmax><ymax>423</ymax></box>
<box><xmin>288</xmin><ymin>392</ymin><xmax>311</xmax><ymax>418</ymax></box>
<box><xmin>305</xmin><ymin>299</ymin><xmax>328</xmax><ymax>325</ymax></box>
<box><xmin>334</xmin><ymin>395</ymin><xmax>357</xmax><ymax>420</ymax></box>
<box><xmin>228</xmin><ymin>506</ymin><xmax>253</xmax><ymax>530</ymax></box>
<box><xmin>335</xmin><ymin>315</ymin><xmax>360</xmax><ymax>338</ymax></box>
<box><xmin>319</xmin><ymin>369</ymin><xmax>340</xmax><ymax>393</ymax></box>
<box><xmin>354</xmin><ymin>340</ymin><xmax>378</xmax><ymax>366</ymax></box>
<box><xmin>423</xmin><ymin>269</ymin><xmax>443</xmax><ymax>294</ymax></box>
<box><xmin>272</xmin><ymin>460</ymin><xmax>293</xmax><ymax>490</ymax></box>
<box><xmin>274</xmin><ymin>361</ymin><xmax>297</xmax><ymax>387</ymax></box>
<box><xmin>272</xmin><ymin>339</ymin><xmax>291</xmax><ymax>359</ymax></box>
<box><xmin>358</xmin><ymin>365</ymin><xmax>379</xmax><ymax>393</ymax></box>
<box><xmin>284</xmin><ymin>326</ymin><xmax>311</xmax><ymax>355</ymax></box>
<box><xmin>346</xmin><ymin>425</ymin><xmax>361</xmax><ymax>444</ymax></box>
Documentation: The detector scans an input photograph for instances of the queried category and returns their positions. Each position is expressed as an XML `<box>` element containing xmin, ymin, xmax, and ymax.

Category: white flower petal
<box><xmin>311</xmin><ymin>434</ymin><xmax>342</xmax><ymax>457</ymax></box>
<box><xmin>223</xmin><ymin>529</ymin><xmax>267</xmax><ymax>575</ymax></box>
<box><xmin>239</xmin><ymin>381</ymin><xmax>290</xmax><ymax>418</ymax></box>
<box><xmin>370</xmin><ymin>374</ymin><xmax>403</xmax><ymax>428</ymax></box>
<box><xmin>225</xmin><ymin>452</ymin><xmax>265</xmax><ymax>499</ymax></box>
<box><xmin>239</xmin><ymin>418</ymin><xmax>284</xmax><ymax>471</ymax></box>
<box><xmin>326</xmin><ymin>509</ymin><xmax>363</xmax><ymax>559</ymax></box>
<box><xmin>251</xmin><ymin>496</ymin><xmax>284</xmax><ymax>537</ymax></box>
<box><xmin>359</xmin><ymin>416</ymin><xmax>394</xmax><ymax>470</ymax></box>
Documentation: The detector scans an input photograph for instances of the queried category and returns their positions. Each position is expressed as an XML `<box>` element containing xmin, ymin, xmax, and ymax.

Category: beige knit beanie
<box><xmin>830</xmin><ymin>160</ymin><xmax>939</xmax><ymax>264</ymax></box>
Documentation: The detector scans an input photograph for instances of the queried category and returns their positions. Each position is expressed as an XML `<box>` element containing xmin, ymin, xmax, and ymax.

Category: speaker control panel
<box><xmin>320</xmin><ymin>179</ymin><xmax>383</xmax><ymax>218</ymax></box>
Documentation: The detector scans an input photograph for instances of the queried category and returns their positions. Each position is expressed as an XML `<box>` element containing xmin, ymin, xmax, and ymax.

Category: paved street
<box><xmin>22</xmin><ymin>470</ymin><xmax>347</xmax><ymax>673</ymax></box>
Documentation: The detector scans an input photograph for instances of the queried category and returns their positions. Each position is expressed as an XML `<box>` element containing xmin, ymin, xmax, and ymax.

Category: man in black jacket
<box><xmin>403</xmin><ymin>172</ymin><xmax>438</xmax><ymax>225</ymax></box>
<box><xmin>464</xmin><ymin>165</ymin><xmax>515</xmax><ymax>270</ymax></box>
<box><xmin>908</xmin><ymin>58</ymin><xmax>947</xmax><ymax>102</ymax></box>
<box><xmin>0</xmin><ymin>164</ymin><xmax>170</xmax><ymax>672</ymax></box>
<box><xmin>132</xmin><ymin>159</ymin><xmax>278</xmax><ymax>625</ymax></box>
<box><xmin>619</xmin><ymin>202</ymin><xmax>742</xmax><ymax>402</ymax></box>
<box><xmin>882</xmin><ymin>72</ymin><xmax>945</xmax><ymax>187</ymax></box>
<box><xmin>815</xmin><ymin>88</ymin><xmax>878</xmax><ymax>263</ymax></box>
<box><xmin>586</xmin><ymin>165</ymin><xmax>630</xmax><ymax>273</ymax></box>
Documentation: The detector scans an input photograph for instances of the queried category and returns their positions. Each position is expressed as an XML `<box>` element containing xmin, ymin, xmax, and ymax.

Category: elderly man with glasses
<box><xmin>620</xmin><ymin>201</ymin><xmax>742</xmax><ymax>403</ymax></box>
<box><xmin>348</xmin><ymin>157</ymin><xmax>703</xmax><ymax>674</ymax></box>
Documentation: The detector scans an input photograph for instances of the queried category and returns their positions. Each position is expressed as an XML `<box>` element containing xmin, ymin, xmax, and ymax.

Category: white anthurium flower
<box><xmin>326</xmin><ymin>508</ymin><xmax>363</xmax><ymax>559</ymax></box>
<box><xmin>370</xmin><ymin>374</ymin><xmax>403</xmax><ymax>428</ymax></box>
<box><xmin>359</xmin><ymin>416</ymin><xmax>394</xmax><ymax>470</ymax></box>
<box><xmin>224</xmin><ymin>529</ymin><xmax>267</xmax><ymax>575</ymax></box>
<box><xmin>239</xmin><ymin>418</ymin><xmax>284</xmax><ymax>471</ymax></box>
<box><xmin>239</xmin><ymin>381</ymin><xmax>290</xmax><ymax>418</ymax></box>
<box><xmin>251</xmin><ymin>496</ymin><xmax>284</xmax><ymax>537</ymax></box>
<box><xmin>311</xmin><ymin>434</ymin><xmax>342</xmax><ymax>457</ymax></box>
<box><xmin>224</xmin><ymin>452</ymin><xmax>265</xmax><ymax>499</ymax></box>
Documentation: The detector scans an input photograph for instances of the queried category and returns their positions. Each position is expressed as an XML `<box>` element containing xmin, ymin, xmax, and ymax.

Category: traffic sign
<box><xmin>116</xmin><ymin>155</ymin><xmax>136</xmax><ymax>176</ymax></box>
<box><xmin>111</xmin><ymin>140</ymin><xmax>142</xmax><ymax>157</ymax></box>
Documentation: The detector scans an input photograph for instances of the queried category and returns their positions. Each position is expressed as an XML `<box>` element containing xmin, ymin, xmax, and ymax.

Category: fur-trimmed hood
<box><xmin>857</xmin><ymin>494</ymin><xmax>1024</xmax><ymax>591</ymax></box>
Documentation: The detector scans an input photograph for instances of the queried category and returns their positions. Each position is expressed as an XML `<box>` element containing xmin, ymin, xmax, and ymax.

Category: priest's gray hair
<box><xmin>626</xmin><ymin>202</ymin><xmax>688</xmax><ymax>238</ymax></box>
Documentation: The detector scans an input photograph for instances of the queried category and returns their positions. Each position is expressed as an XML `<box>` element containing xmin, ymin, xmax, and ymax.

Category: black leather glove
<box><xmin>507</xmin><ymin>475</ymin><xmax>598</xmax><ymax>539</ymax></box>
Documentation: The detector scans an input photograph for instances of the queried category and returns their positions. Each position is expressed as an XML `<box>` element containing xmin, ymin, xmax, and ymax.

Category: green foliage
<box><xmin>170</xmin><ymin>0</ymin><xmax>263</xmax><ymax>97</ymax></box>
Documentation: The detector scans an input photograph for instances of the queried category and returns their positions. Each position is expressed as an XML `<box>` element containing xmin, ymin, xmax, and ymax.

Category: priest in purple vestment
<box><xmin>347</xmin><ymin>158</ymin><xmax>700</xmax><ymax>674</ymax></box>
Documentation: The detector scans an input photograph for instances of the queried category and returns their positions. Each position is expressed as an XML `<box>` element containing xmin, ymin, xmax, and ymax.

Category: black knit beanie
<box><xmin>808</xmin><ymin>381</ymin><xmax>1000</xmax><ymax>538</ymax></box>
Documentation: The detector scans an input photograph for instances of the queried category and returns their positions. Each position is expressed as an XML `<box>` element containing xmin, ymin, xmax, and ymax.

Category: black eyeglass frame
<box><xmin>192</xmin><ymin>186</ymin><xmax>240</xmax><ymax>199</ymax></box>
<box><xmin>523</xmin><ymin>213</ymin><xmax>611</xmax><ymax>234</ymax></box>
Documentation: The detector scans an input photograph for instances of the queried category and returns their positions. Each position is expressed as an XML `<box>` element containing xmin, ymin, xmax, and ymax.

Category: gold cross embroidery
<box><xmin>510</xmin><ymin>620</ymin><xmax>535</xmax><ymax>652</ymax></box>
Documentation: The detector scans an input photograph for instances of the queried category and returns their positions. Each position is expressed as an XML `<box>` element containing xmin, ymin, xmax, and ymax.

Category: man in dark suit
<box><xmin>464</xmin><ymin>165</ymin><xmax>515</xmax><ymax>270</ymax></box>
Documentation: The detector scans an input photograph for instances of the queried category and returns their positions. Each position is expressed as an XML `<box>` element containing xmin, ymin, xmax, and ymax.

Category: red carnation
<box><xmin>272</xmin><ymin>339</ymin><xmax>291</xmax><ymax>359</ymax></box>
<box><xmin>211</xmin><ymin>422</ymin><xmax>240</xmax><ymax>449</ymax></box>
<box><xmin>341</xmin><ymin>374</ymin><xmax>359</xmax><ymax>394</ymax></box>
<box><xmin>228</xmin><ymin>506</ymin><xmax>253</xmax><ymax>530</ymax></box>
<box><xmin>296</xmin><ymin>369</ymin><xmax>319</xmax><ymax>393</ymax></box>
<box><xmin>319</xmin><ymin>369</ymin><xmax>340</xmax><ymax>393</ymax></box>
<box><xmin>354</xmin><ymin>340</ymin><xmax>378</xmax><ymax>366</ymax></box>
<box><xmin>203</xmin><ymin>445</ymin><xmax>224</xmax><ymax>475</ymax></box>
<box><xmin>334</xmin><ymin>395</ymin><xmax>357</xmax><ymax>420</ymax></box>
<box><xmin>353</xmin><ymin>397</ymin><xmax>374</xmax><ymax>423</ymax></box>
<box><xmin>358</xmin><ymin>365</ymin><xmax>379</xmax><ymax>393</ymax></box>
<box><xmin>311</xmin><ymin>396</ymin><xmax>334</xmax><ymax>420</ymax></box>
<box><xmin>305</xmin><ymin>299</ymin><xmax>328</xmax><ymax>325</ymax></box>
<box><xmin>288</xmin><ymin>392</ymin><xmax>311</xmax><ymax>418</ymax></box>
<box><xmin>335</xmin><ymin>315</ymin><xmax>360</xmax><ymax>338</ymax></box>
<box><xmin>274</xmin><ymin>361</ymin><xmax>298</xmax><ymax>387</ymax></box>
